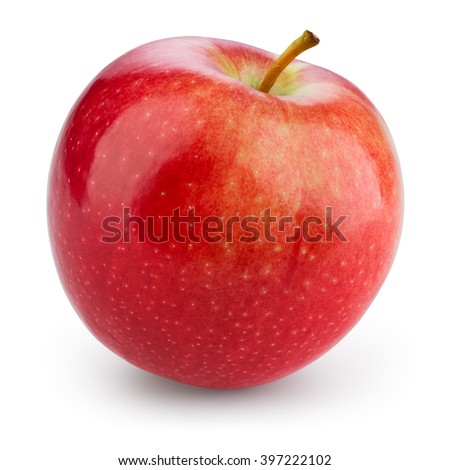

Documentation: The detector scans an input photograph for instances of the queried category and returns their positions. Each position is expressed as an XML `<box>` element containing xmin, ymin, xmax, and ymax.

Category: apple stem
<box><xmin>258</xmin><ymin>31</ymin><xmax>320</xmax><ymax>94</ymax></box>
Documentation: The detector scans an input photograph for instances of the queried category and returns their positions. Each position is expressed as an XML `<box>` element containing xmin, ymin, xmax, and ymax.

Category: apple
<box><xmin>48</xmin><ymin>31</ymin><xmax>403</xmax><ymax>389</ymax></box>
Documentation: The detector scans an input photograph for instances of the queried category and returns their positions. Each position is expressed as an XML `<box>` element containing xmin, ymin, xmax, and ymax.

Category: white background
<box><xmin>1</xmin><ymin>1</ymin><xmax>449</xmax><ymax>468</ymax></box>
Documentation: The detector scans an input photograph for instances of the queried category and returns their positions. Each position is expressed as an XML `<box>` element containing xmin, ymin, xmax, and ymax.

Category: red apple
<box><xmin>48</xmin><ymin>32</ymin><xmax>403</xmax><ymax>389</ymax></box>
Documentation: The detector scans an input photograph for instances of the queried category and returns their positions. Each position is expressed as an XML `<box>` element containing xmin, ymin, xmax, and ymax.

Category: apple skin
<box><xmin>48</xmin><ymin>37</ymin><xmax>403</xmax><ymax>389</ymax></box>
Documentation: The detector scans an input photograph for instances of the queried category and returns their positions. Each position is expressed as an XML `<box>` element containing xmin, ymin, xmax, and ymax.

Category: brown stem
<box><xmin>258</xmin><ymin>31</ymin><xmax>320</xmax><ymax>94</ymax></box>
